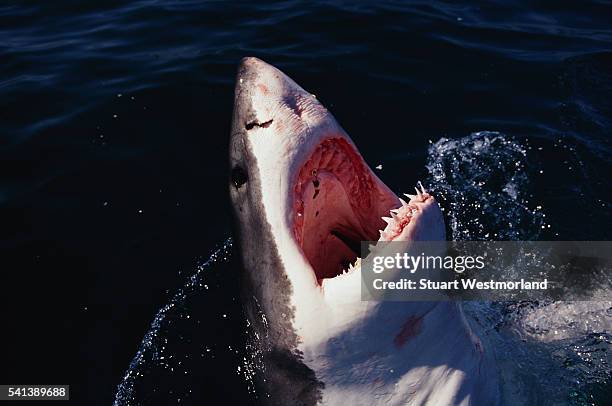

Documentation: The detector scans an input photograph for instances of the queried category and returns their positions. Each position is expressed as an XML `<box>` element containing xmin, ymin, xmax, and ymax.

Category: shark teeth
<box><xmin>342</xmin><ymin>256</ymin><xmax>362</xmax><ymax>275</ymax></box>
<box><xmin>404</xmin><ymin>182</ymin><xmax>428</xmax><ymax>203</ymax></box>
<box><xmin>377</xmin><ymin>182</ymin><xmax>431</xmax><ymax>244</ymax></box>
<box><xmin>349</xmin><ymin>257</ymin><xmax>361</xmax><ymax>271</ymax></box>
<box><xmin>378</xmin><ymin>189</ymin><xmax>424</xmax><ymax>242</ymax></box>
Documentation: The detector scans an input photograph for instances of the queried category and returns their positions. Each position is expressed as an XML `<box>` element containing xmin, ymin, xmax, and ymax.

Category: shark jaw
<box><xmin>228</xmin><ymin>58</ymin><xmax>499</xmax><ymax>405</ymax></box>
<box><xmin>229</xmin><ymin>56</ymin><xmax>447</xmax><ymax>340</ymax></box>
<box><xmin>230</xmin><ymin>57</ymin><xmax>444</xmax><ymax>293</ymax></box>
<box><xmin>293</xmin><ymin>134</ymin><xmax>444</xmax><ymax>284</ymax></box>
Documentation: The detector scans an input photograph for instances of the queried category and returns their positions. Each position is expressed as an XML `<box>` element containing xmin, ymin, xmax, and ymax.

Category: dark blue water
<box><xmin>1</xmin><ymin>1</ymin><xmax>611</xmax><ymax>404</ymax></box>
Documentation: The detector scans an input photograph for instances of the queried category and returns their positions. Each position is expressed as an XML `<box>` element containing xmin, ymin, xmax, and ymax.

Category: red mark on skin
<box><xmin>258</xmin><ymin>84</ymin><xmax>269</xmax><ymax>94</ymax></box>
<box><xmin>394</xmin><ymin>315</ymin><xmax>423</xmax><ymax>348</ymax></box>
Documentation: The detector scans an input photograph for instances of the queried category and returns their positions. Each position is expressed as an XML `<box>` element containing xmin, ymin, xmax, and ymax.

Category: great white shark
<box><xmin>229</xmin><ymin>57</ymin><xmax>498</xmax><ymax>405</ymax></box>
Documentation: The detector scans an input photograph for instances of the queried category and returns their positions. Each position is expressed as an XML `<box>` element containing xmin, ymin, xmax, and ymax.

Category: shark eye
<box><xmin>231</xmin><ymin>165</ymin><xmax>248</xmax><ymax>189</ymax></box>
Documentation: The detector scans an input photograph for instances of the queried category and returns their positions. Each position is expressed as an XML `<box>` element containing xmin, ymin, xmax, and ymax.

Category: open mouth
<box><xmin>292</xmin><ymin>137</ymin><xmax>430</xmax><ymax>284</ymax></box>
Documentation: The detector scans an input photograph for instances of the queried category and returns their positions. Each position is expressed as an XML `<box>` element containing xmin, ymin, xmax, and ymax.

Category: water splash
<box><xmin>426</xmin><ymin>131</ymin><xmax>611</xmax><ymax>405</ymax></box>
<box><xmin>426</xmin><ymin>131</ymin><xmax>546</xmax><ymax>241</ymax></box>
<box><xmin>112</xmin><ymin>238</ymin><xmax>260</xmax><ymax>405</ymax></box>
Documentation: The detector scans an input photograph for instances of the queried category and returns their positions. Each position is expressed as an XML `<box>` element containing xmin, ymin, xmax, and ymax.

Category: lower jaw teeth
<box><xmin>343</xmin><ymin>257</ymin><xmax>361</xmax><ymax>274</ymax></box>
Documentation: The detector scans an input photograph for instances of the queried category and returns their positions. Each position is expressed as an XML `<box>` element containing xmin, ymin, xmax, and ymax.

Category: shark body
<box><xmin>228</xmin><ymin>57</ymin><xmax>498</xmax><ymax>406</ymax></box>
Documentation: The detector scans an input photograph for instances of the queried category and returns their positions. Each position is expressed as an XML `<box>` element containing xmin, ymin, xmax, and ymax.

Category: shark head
<box><xmin>229</xmin><ymin>58</ymin><xmax>459</xmax><ymax>404</ymax></box>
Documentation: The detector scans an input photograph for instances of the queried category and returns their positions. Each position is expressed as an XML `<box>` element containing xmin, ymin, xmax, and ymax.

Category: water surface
<box><xmin>1</xmin><ymin>1</ymin><xmax>610</xmax><ymax>404</ymax></box>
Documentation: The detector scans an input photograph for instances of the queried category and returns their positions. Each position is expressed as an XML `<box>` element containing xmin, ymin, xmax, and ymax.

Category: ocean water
<box><xmin>0</xmin><ymin>1</ymin><xmax>610</xmax><ymax>404</ymax></box>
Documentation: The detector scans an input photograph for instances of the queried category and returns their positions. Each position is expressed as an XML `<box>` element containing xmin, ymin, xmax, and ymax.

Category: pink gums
<box><xmin>293</xmin><ymin>137</ymin><xmax>376</xmax><ymax>246</ymax></box>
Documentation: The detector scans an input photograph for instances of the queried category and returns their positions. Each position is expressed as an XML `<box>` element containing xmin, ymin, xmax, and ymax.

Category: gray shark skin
<box><xmin>228</xmin><ymin>57</ymin><xmax>499</xmax><ymax>406</ymax></box>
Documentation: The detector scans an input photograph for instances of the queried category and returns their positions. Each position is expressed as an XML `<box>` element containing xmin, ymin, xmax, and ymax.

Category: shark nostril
<box><xmin>245</xmin><ymin>119</ymin><xmax>273</xmax><ymax>130</ymax></box>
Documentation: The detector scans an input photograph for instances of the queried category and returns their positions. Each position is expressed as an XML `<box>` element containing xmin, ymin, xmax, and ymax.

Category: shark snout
<box><xmin>234</xmin><ymin>57</ymin><xmax>326</xmax><ymax>134</ymax></box>
<box><xmin>239</xmin><ymin>56</ymin><xmax>266</xmax><ymax>70</ymax></box>
<box><xmin>236</xmin><ymin>57</ymin><xmax>269</xmax><ymax>88</ymax></box>
<box><xmin>236</xmin><ymin>56</ymin><xmax>289</xmax><ymax>100</ymax></box>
